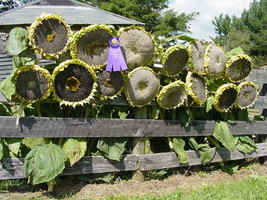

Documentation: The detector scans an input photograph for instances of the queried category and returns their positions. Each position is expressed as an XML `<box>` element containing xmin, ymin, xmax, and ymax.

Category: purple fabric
<box><xmin>106</xmin><ymin>37</ymin><xmax>128</xmax><ymax>72</ymax></box>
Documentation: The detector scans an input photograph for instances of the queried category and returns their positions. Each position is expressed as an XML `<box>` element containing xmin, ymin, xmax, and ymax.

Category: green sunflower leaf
<box><xmin>213</xmin><ymin>121</ymin><xmax>235</xmax><ymax>152</ymax></box>
<box><xmin>62</xmin><ymin>138</ymin><xmax>87</xmax><ymax>166</ymax></box>
<box><xmin>235</xmin><ymin>136</ymin><xmax>257</xmax><ymax>154</ymax></box>
<box><xmin>206</xmin><ymin>95</ymin><xmax>214</xmax><ymax>113</ymax></box>
<box><xmin>97</xmin><ymin>138</ymin><xmax>128</xmax><ymax>161</ymax></box>
<box><xmin>198</xmin><ymin>143</ymin><xmax>212</xmax><ymax>163</ymax></box>
<box><xmin>225</xmin><ymin>47</ymin><xmax>245</xmax><ymax>59</ymax></box>
<box><xmin>22</xmin><ymin>138</ymin><xmax>50</xmax><ymax>149</ymax></box>
<box><xmin>6</xmin><ymin>27</ymin><xmax>29</xmax><ymax>55</ymax></box>
<box><xmin>172</xmin><ymin>138</ymin><xmax>189</xmax><ymax>163</ymax></box>
<box><xmin>24</xmin><ymin>144</ymin><xmax>66</xmax><ymax>185</ymax></box>
<box><xmin>4</xmin><ymin>138</ymin><xmax>22</xmax><ymax>158</ymax></box>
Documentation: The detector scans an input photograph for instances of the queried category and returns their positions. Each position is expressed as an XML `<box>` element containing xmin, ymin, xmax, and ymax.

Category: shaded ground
<box><xmin>1</xmin><ymin>162</ymin><xmax>267</xmax><ymax>200</ymax></box>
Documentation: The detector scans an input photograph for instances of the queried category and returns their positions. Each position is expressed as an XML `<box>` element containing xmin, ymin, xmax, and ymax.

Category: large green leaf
<box><xmin>198</xmin><ymin>143</ymin><xmax>212</xmax><ymax>163</ymax></box>
<box><xmin>6</xmin><ymin>27</ymin><xmax>29</xmax><ymax>55</ymax></box>
<box><xmin>225</xmin><ymin>47</ymin><xmax>245</xmax><ymax>59</ymax></box>
<box><xmin>22</xmin><ymin>138</ymin><xmax>50</xmax><ymax>149</ymax></box>
<box><xmin>206</xmin><ymin>96</ymin><xmax>214</xmax><ymax>113</ymax></box>
<box><xmin>172</xmin><ymin>138</ymin><xmax>189</xmax><ymax>163</ymax></box>
<box><xmin>234</xmin><ymin>136</ymin><xmax>257</xmax><ymax>154</ymax></box>
<box><xmin>24</xmin><ymin>144</ymin><xmax>66</xmax><ymax>185</ymax></box>
<box><xmin>213</xmin><ymin>121</ymin><xmax>235</xmax><ymax>152</ymax></box>
<box><xmin>0</xmin><ymin>139</ymin><xmax>4</xmax><ymax>160</ymax></box>
<box><xmin>62</xmin><ymin>138</ymin><xmax>87</xmax><ymax>166</ymax></box>
<box><xmin>4</xmin><ymin>138</ymin><xmax>22</xmax><ymax>158</ymax></box>
<box><xmin>97</xmin><ymin>138</ymin><xmax>128</xmax><ymax>161</ymax></box>
<box><xmin>13</xmin><ymin>48</ymin><xmax>37</xmax><ymax>68</ymax></box>
<box><xmin>0</xmin><ymin>70</ymin><xmax>15</xmax><ymax>101</ymax></box>
<box><xmin>177</xmin><ymin>108</ymin><xmax>193</xmax><ymax>127</ymax></box>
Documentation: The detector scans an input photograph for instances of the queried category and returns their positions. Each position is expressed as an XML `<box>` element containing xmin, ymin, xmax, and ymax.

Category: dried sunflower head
<box><xmin>186</xmin><ymin>71</ymin><xmax>207</xmax><ymax>105</ymax></box>
<box><xmin>118</xmin><ymin>26</ymin><xmax>154</xmax><ymax>71</ymax></box>
<box><xmin>214</xmin><ymin>83</ymin><xmax>237</xmax><ymax>112</ymax></box>
<box><xmin>52</xmin><ymin>59</ymin><xmax>97</xmax><ymax>107</ymax></box>
<box><xmin>70</xmin><ymin>25</ymin><xmax>115</xmax><ymax>68</ymax></box>
<box><xmin>124</xmin><ymin>67</ymin><xmax>159</xmax><ymax>106</ymax></box>
<box><xmin>237</xmin><ymin>81</ymin><xmax>258</xmax><ymax>109</ymax></box>
<box><xmin>204</xmin><ymin>44</ymin><xmax>226</xmax><ymax>78</ymax></box>
<box><xmin>225</xmin><ymin>54</ymin><xmax>252</xmax><ymax>82</ymax></box>
<box><xmin>157</xmin><ymin>80</ymin><xmax>187</xmax><ymax>109</ymax></box>
<box><xmin>12</xmin><ymin>65</ymin><xmax>52</xmax><ymax>103</ymax></box>
<box><xmin>28</xmin><ymin>12</ymin><xmax>71</xmax><ymax>59</ymax></box>
<box><xmin>162</xmin><ymin>44</ymin><xmax>189</xmax><ymax>76</ymax></box>
<box><xmin>188</xmin><ymin>40</ymin><xmax>206</xmax><ymax>75</ymax></box>
<box><xmin>96</xmin><ymin>69</ymin><xmax>124</xmax><ymax>100</ymax></box>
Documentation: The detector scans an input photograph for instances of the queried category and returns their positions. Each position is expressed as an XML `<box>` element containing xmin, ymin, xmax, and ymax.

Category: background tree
<box><xmin>80</xmin><ymin>0</ymin><xmax>198</xmax><ymax>40</ymax></box>
<box><xmin>212</xmin><ymin>0</ymin><xmax>267</xmax><ymax>68</ymax></box>
<box><xmin>0</xmin><ymin>0</ymin><xmax>18</xmax><ymax>13</ymax></box>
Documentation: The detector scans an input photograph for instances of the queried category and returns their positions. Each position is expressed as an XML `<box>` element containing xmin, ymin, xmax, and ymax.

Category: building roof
<box><xmin>0</xmin><ymin>0</ymin><xmax>144</xmax><ymax>26</ymax></box>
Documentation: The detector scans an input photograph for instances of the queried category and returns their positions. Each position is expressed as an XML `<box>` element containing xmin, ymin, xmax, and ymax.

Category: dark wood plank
<box><xmin>139</xmin><ymin>143</ymin><xmax>267</xmax><ymax>171</ymax></box>
<box><xmin>0</xmin><ymin>117</ymin><xmax>267</xmax><ymax>138</ymax></box>
<box><xmin>0</xmin><ymin>154</ymin><xmax>138</xmax><ymax>180</ymax></box>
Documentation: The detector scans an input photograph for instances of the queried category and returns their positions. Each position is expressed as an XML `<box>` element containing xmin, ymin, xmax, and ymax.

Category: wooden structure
<box><xmin>0</xmin><ymin>68</ymin><xmax>267</xmax><ymax>180</ymax></box>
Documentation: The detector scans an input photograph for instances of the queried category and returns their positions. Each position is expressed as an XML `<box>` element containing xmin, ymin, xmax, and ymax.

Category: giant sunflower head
<box><xmin>162</xmin><ymin>44</ymin><xmax>189</xmax><ymax>77</ymax></box>
<box><xmin>214</xmin><ymin>83</ymin><xmax>237</xmax><ymax>112</ymax></box>
<box><xmin>237</xmin><ymin>81</ymin><xmax>258</xmax><ymax>109</ymax></box>
<box><xmin>186</xmin><ymin>71</ymin><xmax>207</xmax><ymax>105</ymax></box>
<box><xmin>204</xmin><ymin>44</ymin><xmax>226</xmax><ymax>79</ymax></box>
<box><xmin>70</xmin><ymin>25</ymin><xmax>115</xmax><ymax>68</ymax></box>
<box><xmin>124</xmin><ymin>67</ymin><xmax>159</xmax><ymax>106</ymax></box>
<box><xmin>12</xmin><ymin>65</ymin><xmax>52</xmax><ymax>104</ymax></box>
<box><xmin>96</xmin><ymin>69</ymin><xmax>124</xmax><ymax>100</ymax></box>
<box><xmin>225</xmin><ymin>54</ymin><xmax>252</xmax><ymax>82</ymax></box>
<box><xmin>157</xmin><ymin>80</ymin><xmax>187</xmax><ymax>109</ymax></box>
<box><xmin>118</xmin><ymin>26</ymin><xmax>155</xmax><ymax>71</ymax></box>
<box><xmin>188</xmin><ymin>40</ymin><xmax>206</xmax><ymax>75</ymax></box>
<box><xmin>52</xmin><ymin>59</ymin><xmax>97</xmax><ymax>107</ymax></box>
<box><xmin>28</xmin><ymin>12</ymin><xmax>71</xmax><ymax>59</ymax></box>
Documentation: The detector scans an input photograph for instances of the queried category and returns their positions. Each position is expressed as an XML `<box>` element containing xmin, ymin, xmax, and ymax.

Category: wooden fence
<box><xmin>0</xmin><ymin>68</ymin><xmax>267</xmax><ymax>181</ymax></box>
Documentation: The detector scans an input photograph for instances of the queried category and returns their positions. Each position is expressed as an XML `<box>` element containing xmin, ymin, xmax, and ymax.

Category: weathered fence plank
<box><xmin>0</xmin><ymin>116</ymin><xmax>266</xmax><ymax>138</ymax></box>
<box><xmin>139</xmin><ymin>143</ymin><xmax>267</xmax><ymax>171</ymax></box>
<box><xmin>1</xmin><ymin>143</ymin><xmax>267</xmax><ymax>180</ymax></box>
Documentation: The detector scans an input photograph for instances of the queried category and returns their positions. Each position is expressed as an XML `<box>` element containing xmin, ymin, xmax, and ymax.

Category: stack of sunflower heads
<box><xmin>12</xmin><ymin>13</ymin><xmax>258</xmax><ymax>112</ymax></box>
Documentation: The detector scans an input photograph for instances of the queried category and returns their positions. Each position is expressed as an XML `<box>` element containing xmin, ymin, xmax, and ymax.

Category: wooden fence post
<box><xmin>132</xmin><ymin>106</ymin><xmax>147</xmax><ymax>182</ymax></box>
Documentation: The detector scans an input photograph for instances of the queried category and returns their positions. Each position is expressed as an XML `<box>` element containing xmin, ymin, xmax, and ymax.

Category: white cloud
<box><xmin>169</xmin><ymin>0</ymin><xmax>252</xmax><ymax>41</ymax></box>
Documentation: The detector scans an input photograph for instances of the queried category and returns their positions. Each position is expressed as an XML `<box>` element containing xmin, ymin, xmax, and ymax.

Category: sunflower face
<box><xmin>188</xmin><ymin>40</ymin><xmax>205</xmax><ymax>75</ymax></box>
<box><xmin>97</xmin><ymin>70</ymin><xmax>124</xmax><ymax>99</ymax></box>
<box><xmin>70</xmin><ymin>25</ymin><xmax>114</xmax><ymax>67</ymax></box>
<box><xmin>119</xmin><ymin>27</ymin><xmax>154</xmax><ymax>70</ymax></box>
<box><xmin>124</xmin><ymin>67</ymin><xmax>159</xmax><ymax>106</ymax></box>
<box><xmin>226</xmin><ymin>54</ymin><xmax>252</xmax><ymax>82</ymax></box>
<box><xmin>29</xmin><ymin>13</ymin><xmax>71</xmax><ymax>58</ymax></box>
<box><xmin>52</xmin><ymin>59</ymin><xmax>97</xmax><ymax>106</ymax></box>
<box><xmin>157</xmin><ymin>81</ymin><xmax>187</xmax><ymax>109</ymax></box>
<box><xmin>214</xmin><ymin>84</ymin><xmax>237</xmax><ymax>112</ymax></box>
<box><xmin>186</xmin><ymin>72</ymin><xmax>207</xmax><ymax>105</ymax></box>
<box><xmin>204</xmin><ymin>44</ymin><xmax>226</xmax><ymax>78</ymax></box>
<box><xmin>237</xmin><ymin>81</ymin><xmax>258</xmax><ymax>109</ymax></box>
<box><xmin>13</xmin><ymin>65</ymin><xmax>52</xmax><ymax>103</ymax></box>
<box><xmin>162</xmin><ymin>45</ymin><xmax>188</xmax><ymax>76</ymax></box>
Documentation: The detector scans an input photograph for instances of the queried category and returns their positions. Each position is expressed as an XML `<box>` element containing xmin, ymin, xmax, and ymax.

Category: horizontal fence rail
<box><xmin>1</xmin><ymin>143</ymin><xmax>267</xmax><ymax>180</ymax></box>
<box><xmin>0</xmin><ymin>116</ymin><xmax>266</xmax><ymax>138</ymax></box>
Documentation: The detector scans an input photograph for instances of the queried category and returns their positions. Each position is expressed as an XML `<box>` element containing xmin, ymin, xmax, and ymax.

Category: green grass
<box><xmin>97</xmin><ymin>175</ymin><xmax>267</xmax><ymax>200</ymax></box>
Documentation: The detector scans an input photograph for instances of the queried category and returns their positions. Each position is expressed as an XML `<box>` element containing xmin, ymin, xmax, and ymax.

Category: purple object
<box><xmin>106</xmin><ymin>37</ymin><xmax>128</xmax><ymax>72</ymax></box>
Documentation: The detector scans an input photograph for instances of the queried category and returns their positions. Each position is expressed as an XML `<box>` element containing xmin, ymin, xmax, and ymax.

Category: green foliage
<box><xmin>171</xmin><ymin>138</ymin><xmax>189</xmax><ymax>163</ymax></box>
<box><xmin>234</xmin><ymin>136</ymin><xmax>257</xmax><ymax>154</ymax></box>
<box><xmin>0</xmin><ymin>70</ymin><xmax>15</xmax><ymax>100</ymax></box>
<box><xmin>21</xmin><ymin>138</ymin><xmax>50</xmax><ymax>149</ymax></box>
<box><xmin>213</xmin><ymin>121</ymin><xmax>235</xmax><ymax>152</ymax></box>
<box><xmin>188</xmin><ymin>138</ymin><xmax>212</xmax><ymax>163</ymax></box>
<box><xmin>6</xmin><ymin>27</ymin><xmax>29</xmax><ymax>55</ymax></box>
<box><xmin>24</xmin><ymin>144</ymin><xmax>66</xmax><ymax>185</ymax></box>
<box><xmin>4</xmin><ymin>138</ymin><xmax>23</xmax><ymax>158</ymax></box>
<box><xmin>97</xmin><ymin>138</ymin><xmax>128</xmax><ymax>161</ymax></box>
<box><xmin>62</xmin><ymin>138</ymin><xmax>87</xmax><ymax>166</ymax></box>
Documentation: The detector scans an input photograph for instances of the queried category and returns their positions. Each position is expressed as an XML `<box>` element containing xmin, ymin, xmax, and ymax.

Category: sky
<box><xmin>168</xmin><ymin>0</ymin><xmax>252</xmax><ymax>41</ymax></box>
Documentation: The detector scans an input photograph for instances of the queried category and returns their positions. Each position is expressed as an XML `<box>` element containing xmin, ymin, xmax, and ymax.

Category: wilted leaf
<box><xmin>22</xmin><ymin>138</ymin><xmax>50</xmax><ymax>149</ymax></box>
<box><xmin>5</xmin><ymin>138</ymin><xmax>22</xmax><ymax>158</ymax></box>
<box><xmin>213</xmin><ymin>121</ymin><xmax>235</xmax><ymax>152</ymax></box>
<box><xmin>172</xmin><ymin>138</ymin><xmax>189</xmax><ymax>163</ymax></box>
<box><xmin>94</xmin><ymin>173</ymin><xmax>114</xmax><ymax>183</ymax></box>
<box><xmin>62</xmin><ymin>138</ymin><xmax>87</xmax><ymax>166</ymax></box>
<box><xmin>6</xmin><ymin>27</ymin><xmax>29</xmax><ymax>55</ymax></box>
<box><xmin>0</xmin><ymin>71</ymin><xmax>16</xmax><ymax>101</ymax></box>
<box><xmin>97</xmin><ymin>138</ymin><xmax>128</xmax><ymax>161</ymax></box>
<box><xmin>235</xmin><ymin>136</ymin><xmax>257</xmax><ymax>154</ymax></box>
<box><xmin>24</xmin><ymin>144</ymin><xmax>66</xmax><ymax>185</ymax></box>
<box><xmin>198</xmin><ymin>143</ymin><xmax>212</xmax><ymax>163</ymax></box>
<box><xmin>177</xmin><ymin>108</ymin><xmax>193</xmax><ymax>127</ymax></box>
